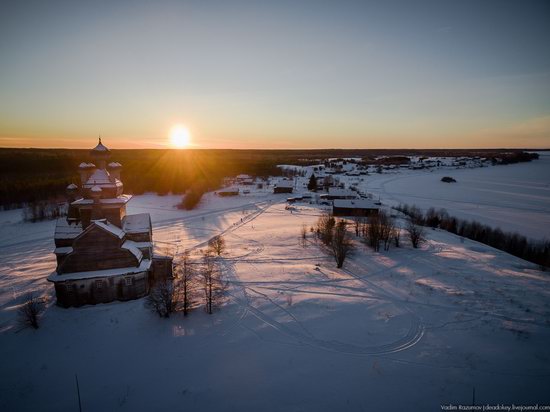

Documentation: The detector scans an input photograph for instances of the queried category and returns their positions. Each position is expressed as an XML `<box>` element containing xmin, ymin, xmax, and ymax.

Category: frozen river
<box><xmin>363</xmin><ymin>153</ymin><xmax>550</xmax><ymax>241</ymax></box>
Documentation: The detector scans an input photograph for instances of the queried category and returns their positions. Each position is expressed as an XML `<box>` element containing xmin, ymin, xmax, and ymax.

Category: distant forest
<box><xmin>0</xmin><ymin>147</ymin><xmax>541</xmax><ymax>209</ymax></box>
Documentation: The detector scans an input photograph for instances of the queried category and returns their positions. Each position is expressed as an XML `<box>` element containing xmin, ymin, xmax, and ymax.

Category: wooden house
<box><xmin>332</xmin><ymin>199</ymin><xmax>380</xmax><ymax>217</ymax></box>
<box><xmin>273</xmin><ymin>180</ymin><xmax>294</xmax><ymax>194</ymax></box>
<box><xmin>48</xmin><ymin>139</ymin><xmax>173</xmax><ymax>307</ymax></box>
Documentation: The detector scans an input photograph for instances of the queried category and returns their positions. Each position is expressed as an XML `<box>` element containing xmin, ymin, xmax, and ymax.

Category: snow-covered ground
<box><xmin>1</xmin><ymin>173</ymin><xmax>550</xmax><ymax>411</ymax></box>
<box><xmin>290</xmin><ymin>153</ymin><xmax>550</xmax><ymax>241</ymax></box>
<box><xmin>361</xmin><ymin>154</ymin><xmax>550</xmax><ymax>241</ymax></box>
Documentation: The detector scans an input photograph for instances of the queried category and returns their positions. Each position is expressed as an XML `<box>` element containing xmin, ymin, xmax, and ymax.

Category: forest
<box><xmin>0</xmin><ymin>147</ymin><xmax>540</xmax><ymax>210</ymax></box>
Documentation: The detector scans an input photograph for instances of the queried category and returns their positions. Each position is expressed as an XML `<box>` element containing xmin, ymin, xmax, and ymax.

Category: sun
<box><xmin>169</xmin><ymin>125</ymin><xmax>191</xmax><ymax>148</ymax></box>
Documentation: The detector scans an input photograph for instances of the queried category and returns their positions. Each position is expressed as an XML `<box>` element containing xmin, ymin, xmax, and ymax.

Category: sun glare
<box><xmin>169</xmin><ymin>125</ymin><xmax>191</xmax><ymax>148</ymax></box>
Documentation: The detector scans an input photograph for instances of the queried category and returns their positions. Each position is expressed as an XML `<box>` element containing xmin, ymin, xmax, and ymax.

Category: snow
<box><xmin>92</xmin><ymin>220</ymin><xmax>125</xmax><ymax>239</ymax></box>
<box><xmin>54</xmin><ymin>219</ymin><xmax>82</xmax><ymax>239</ymax></box>
<box><xmin>333</xmin><ymin>199</ymin><xmax>379</xmax><ymax>209</ymax></box>
<box><xmin>53</xmin><ymin>246</ymin><xmax>73</xmax><ymax>255</ymax></box>
<box><xmin>121</xmin><ymin>240</ymin><xmax>144</xmax><ymax>261</ymax></box>
<box><xmin>79</xmin><ymin>162</ymin><xmax>95</xmax><ymax>168</ymax></box>
<box><xmin>1</xmin><ymin>165</ymin><xmax>550</xmax><ymax>410</ymax></box>
<box><xmin>275</xmin><ymin>179</ymin><xmax>294</xmax><ymax>188</ymax></box>
<box><xmin>72</xmin><ymin>194</ymin><xmax>132</xmax><ymax>205</ymax></box>
<box><xmin>84</xmin><ymin>169</ymin><xmax>113</xmax><ymax>187</ymax></box>
<box><xmin>91</xmin><ymin>141</ymin><xmax>109</xmax><ymax>152</ymax></box>
<box><xmin>328</xmin><ymin>187</ymin><xmax>357</xmax><ymax>198</ymax></box>
<box><xmin>47</xmin><ymin>259</ymin><xmax>151</xmax><ymax>281</ymax></box>
<box><xmin>66</xmin><ymin>183</ymin><xmax>78</xmax><ymax>190</ymax></box>
<box><xmin>108</xmin><ymin>162</ymin><xmax>122</xmax><ymax>168</ymax></box>
<box><xmin>122</xmin><ymin>213</ymin><xmax>151</xmax><ymax>234</ymax></box>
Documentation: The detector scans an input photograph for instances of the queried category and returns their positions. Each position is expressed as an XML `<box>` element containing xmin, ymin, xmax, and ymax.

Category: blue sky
<box><xmin>1</xmin><ymin>0</ymin><xmax>549</xmax><ymax>148</ymax></box>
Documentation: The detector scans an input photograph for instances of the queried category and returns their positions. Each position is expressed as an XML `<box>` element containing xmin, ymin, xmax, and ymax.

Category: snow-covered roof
<box><xmin>85</xmin><ymin>169</ymin><xmax>112</xmax><ymax>186</ymax></box>
<box><xmin>108</xmin><ymin>162</ymin><xmax>122</xmax><ymax>168</ymax></box>
<box><xmin>275</xmin><ymin>180</ymin><xmax>294</xmax><ymax>188</ymax></box>
<box><xmin>54</xmin><ymin>219</ymin><xmax>82</xmax><ymax>239</ymax></box>
<box><xmin>66</xmin><ymin>183</ymin><xmax>78</xmax><ymax>190</ymax></box>
<box><xmin>236</xmin><ymin>174</ymin><xmax>251</xmax><ymax>179</ymax></box>
<box><xmin>328</xmin><ymin>187</ymin><xmax>357</xmax><ymax>197</ymax></box>
<box><xmin>91</xmin><ymin>185</ymin><xmax>102</xmax><ymax>192</ymax></box>
<box><xmin>91</xmin><ymin>219</ymin><xmax>125</xmax><ymax>239</ymax></box>
<box><xmin>91</xmin><ymin>138</ymin><xmax>110</xmax><ymax>152</ymax></box>
<box><xmin>122</xmin><ymin>213</ymin><xmax>151</xmax><ymax>234</ymax></box>
<box><xmin>333</xmin><ymin>199</ymin><xmax>379</xmax><ymax>209</ymax></box>
<box><xmin>54</xmin><ymin>246</ymin><xmax>73</xmax><ymax>255</ymax></box>
<box><xmin>71</xmin><ymin>194</ymin><xmax>132</xmax><ymax>205</ymax></box>
<box><xmin>48</xmin><ymin>259</ymin><xmax>151</xmax><ymax>282</ymax></box>
<box><xmin>121</xmin><ymin>240</ymin><xmax>143</xmax><ymax>261</ymax></box>
<box><xmin>218</xmin><ymin>187</ymin><xmax>239</xmax><ymax>193</ymax></box>
<box><xmin>79</xmin><ymin>162</ymin><xmax>95</xmax><ymax>169</ymax></box>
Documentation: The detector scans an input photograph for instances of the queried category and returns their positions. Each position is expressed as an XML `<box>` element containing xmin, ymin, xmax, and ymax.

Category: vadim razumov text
<box><xmin>441</xmin><ymin>404</ymin><xmax>550</xmax><ymax>411</ymax></box>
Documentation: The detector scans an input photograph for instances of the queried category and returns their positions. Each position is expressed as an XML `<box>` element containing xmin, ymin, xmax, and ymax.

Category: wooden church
<box><xmin>48</xmin><ymin>139</ymin><xmax>172</xmax><ymax>307</ymax></box>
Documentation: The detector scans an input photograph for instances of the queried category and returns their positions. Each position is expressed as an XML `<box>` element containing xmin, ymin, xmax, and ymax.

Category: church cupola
<box><xmin>90</xmin><ymin>137</ymin><xmax>111</xmax><ymax>169</ymax></box>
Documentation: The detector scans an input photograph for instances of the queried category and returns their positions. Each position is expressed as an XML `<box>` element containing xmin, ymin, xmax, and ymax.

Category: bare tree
<box><xmin>330</xmin><ymin>220</ymin><xmax>354</xmax><ymax>268</ymax></box>
<box><xmin>406</xmin><ymin>220</ymin><xmax>426</xmax><ymax>248</ymax></box>
<box><xmin>392</xmin><ymin>227</ymin><xmax>401</xmax><ymax>248</ymax></box>
<box><xmin>200</xmin><ymin>253</ymin><xmax>228</xmax><ymax>314</ymax></box>
<box><xmin>300</xmin><ymin>224</ymin><xmax>308</xmax><ymax>248</ymax></box>
<box><xmin>379</xmin><ymin>212</ymin><xmax>395</xmax><ymax>251</ymax></box>
<box><xmin>175</xmin><ymin>252</ymin><xmax>198</xmax><ymax>316</ymax></box>
<box><xmin>317</xmin><ymin>212</ymin><xmax>335</xmax><ymax>246</ymax></box>
<box><xmin>18</xmin><ymin>293</ymin><xmax>45</xmax><ymax>330</ymax></box>
<box><xmin>208</xmin><ymin>235</ymin><xmax>226</xmax><ymax>256</ymax></box>
<box><xmin>352</xmin><ymin>215</ymin><xmax>365</xmax><ymax>237</ymax></box>
<box><xmin>365</xmin><ymin>214</ymin><xmax>382</xmax><ymax>252</ymax></box>
<box><xmin>146</xmin><ymin>280</ymin><xmax>176</xmax><ymax>318</ymax></box>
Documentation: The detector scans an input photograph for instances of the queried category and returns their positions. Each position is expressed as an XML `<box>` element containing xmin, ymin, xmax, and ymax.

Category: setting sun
<box><xmin>169</xmin><ymin>125</ymin><xmax>191</xmax><ymax>148</ymax></box>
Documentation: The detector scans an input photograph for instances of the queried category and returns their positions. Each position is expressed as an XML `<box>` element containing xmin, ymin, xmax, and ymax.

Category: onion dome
<box><xmin>91</xmin><ymin>185</ymin><xmax>102</xmax><ymax>193</ymax></box>
<box><xmin>108</xmin><ymin>162</ymin><xmax>122</xmax><ymax>169</ymax></box>
<box><xmin>79</xmin><ymin>162</ymin><xmax>96</xmax><ymax>169</ymax></box>
<box><xmin>91</xmin><ymin>137</ymin><xmax>110</xmax><ymax>153</ymax></box>
<box><xmin>66</xmin><ymin>183</ymin><xmax>78</xmax><ymax>191</ymax></box>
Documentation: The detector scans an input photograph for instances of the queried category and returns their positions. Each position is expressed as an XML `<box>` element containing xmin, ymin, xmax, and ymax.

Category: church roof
<box><xmin>108</xmin><ymin>162</ymin><xmax>122</xmax><ymax>168</ymax></box>
<box><xmin>86</xmin><ymin>169</ymin><xmax>111</xmax><ymax>184</ymax></box>
<box><xmin>47</xmin><ymin>259</ymin><xmax>151</xmax><ymax>282</ymax></box>
<box><xmin>122</xmin><ymin>213</ymin><xmax>152</xmax><ymax>234</ymax></box>
<box><xmin>54</xmin><ymin>219</ymin><xmax>83</xmax><ymax>240</ymax></box>
<box><xmin>92</xmin><ymin>219</ymin><xmax>126</xmax><ymax>239</ymax></box>
<box><xmin>91</xmin><ymin>138</ymin><xmax>110</xmax><ymax>152</ymax></box>
<box><xmin>79</xmin><ymin>162</ymin><xmax>95</xmax><ymax>168</ymax></box>
<box><xmin>121</xmin><ymin>240</ymin><xmax>144</xmax><ymax>261</ymax></box>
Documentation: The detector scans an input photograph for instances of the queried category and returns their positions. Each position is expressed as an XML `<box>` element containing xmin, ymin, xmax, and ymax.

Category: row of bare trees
<box><xmin>311</xmin><ymin>211</ymin><xmax>426</xmax><ymax>268</ymax></box>
<box><xmin>146</xmin><ymin>236</ymin><xmax>228</xmax><ymax>318</ymax></box>
<box><xmin>396</xmin><ymin>203</ymin><xmax>549</xmax><ymax>268</ymax></box>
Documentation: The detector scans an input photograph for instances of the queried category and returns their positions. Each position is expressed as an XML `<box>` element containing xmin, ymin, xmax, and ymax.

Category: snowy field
<box><xmin>354</xmin><ymin>153</ymin><xmax>550</xmax><ymax>241</ymax></box>
<box><xmin>1</xmin><ymin>177</ymin><xmax>550</xmax><ymax>410</ymax></box>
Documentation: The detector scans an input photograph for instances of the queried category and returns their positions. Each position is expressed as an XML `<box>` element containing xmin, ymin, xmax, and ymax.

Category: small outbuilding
<box><xmin>332</xmin><ymin>199</ymin><xmax>380</xmax><ymax>217</ymax></box>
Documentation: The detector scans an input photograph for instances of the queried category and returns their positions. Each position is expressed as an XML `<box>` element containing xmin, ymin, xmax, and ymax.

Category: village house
<box><xmin>332</xmin><ymin>199</ymin><xmax>380</xmax><ymax>217</ymax></box>
<box><xmin>273</xmin><ymin>179</ymin><xmax>294</xmax><ymax>194</ymax></box>
<box><xmin>48</xmin><ymin>139</ymin><xmax>173</xmax><ymax>307</ymax></box>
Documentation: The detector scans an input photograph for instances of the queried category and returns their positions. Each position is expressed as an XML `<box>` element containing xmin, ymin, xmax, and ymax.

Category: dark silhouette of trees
<box><xmin>330</xmin><ymin>220</ymin><xmax>354</xmax><ymax>268</ymax></box>
<box><xmin>395</xmin><ymin>203</ymin><xmax>549</xmax><ymax>268</ymax></box>
<box><xmin>200</xmin><ymin>253</ymin><xmax>227</xmax><ymax>314</ymax></box>
<box><xmin>17</xmin><ymin>293</ymin><xmax>45</xmax><ymax>330</ymax></box>
<box><xmin>406</xmin><ymin>220</ymin><xmax>426</xmax><ymax>248</ymax></box>
<box><xmin>307</xmin><ymin>174</ymin><xmax>317</xmax><ymax>191</ymax></box>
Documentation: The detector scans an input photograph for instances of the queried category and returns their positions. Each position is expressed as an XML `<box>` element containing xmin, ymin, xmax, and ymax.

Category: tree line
<box><xmin>1</xmin><ymin>148</ymin><xmax>540</xmax><ymax>210</ymax></box>
<box><xmin>395</xmin><ymin>204</ymin><xmax>549</xmax><ymax>269</ymax></box>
